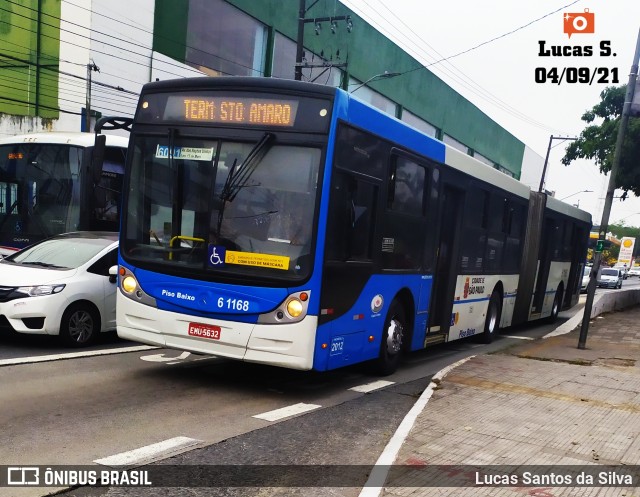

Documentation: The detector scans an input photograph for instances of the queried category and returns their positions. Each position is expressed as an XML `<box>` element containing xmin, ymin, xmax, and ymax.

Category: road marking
<box><xmin>94</xmin><ymin>436</ymin><xmax>203</xmax><ymax>467</ymax></box>
<box><xmin>0</xmin><ymin>345</ymin><xmax>158</xmax><ymax>367</ymax></box>
<box><xmin>358</xmin><ymin>356</ymin><xmax>473</xmax><ymax>497</ymax></box>
<box><xmin>140</xmin><ymin>351</ymin><xmax>191</xmax><ymax>363</ymax></box>
<box><xmin>349</xmin><ymin>380</ymin><xmax>395</xmax><ymax>393</ymax></box>
<box><xmin>253</xmin><ymin>403</ymin><xmax>321</xmax><ymax>422</ymax></box>
<box><xmin>502</xmin><ymin>335</ymin><xmax>535</xmax><ymax>340</ymax></box>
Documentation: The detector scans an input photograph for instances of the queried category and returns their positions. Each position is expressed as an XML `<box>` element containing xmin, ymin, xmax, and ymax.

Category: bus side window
<box><xmin>325</xmin><ymin>172</ymin><xmax>377</xmax><ymax>262</ymax></box>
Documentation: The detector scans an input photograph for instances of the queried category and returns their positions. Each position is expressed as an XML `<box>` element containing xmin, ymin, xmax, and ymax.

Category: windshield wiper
<box><xmin>20</xmin><ymin>261</ymin><xmax>68</xmax><ymax>269</ymax></box>
<box><xmin>215</xmin><ymin>133</ymin><xmax>274</xmax><ymax>236</ymax></box>
<box><xmin>219</xmin><ymin>132</ymin><xmax>274</xmax><ymax>203</ymax></box>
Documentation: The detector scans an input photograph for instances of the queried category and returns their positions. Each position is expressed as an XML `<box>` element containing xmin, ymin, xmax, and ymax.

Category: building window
<box><xmin>442</xmin><ymin>134</ymin><xmax>469</xmax><ymax>154</ymax></box>
<box><xmin>185</xmin><ymin>0</ymin><xmax>267</xmax><ymax>77</ymax></box>
<box><xmin>401</xmin><ymin>109</ymin><xmax>437</xmax><ymax>137</ymax></box>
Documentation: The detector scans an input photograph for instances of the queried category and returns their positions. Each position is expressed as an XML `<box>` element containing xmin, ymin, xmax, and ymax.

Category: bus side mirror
<box><xmin>92</xmin><ymin>134</ymin><xmax>106</xmax><ymax>184</ymax></box>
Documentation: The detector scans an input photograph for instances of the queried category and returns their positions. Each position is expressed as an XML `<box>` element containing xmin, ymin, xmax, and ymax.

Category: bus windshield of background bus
<box><xmin>0</xmin><ymin>144</ymin><xmax>83</xmax><ymax>245</ymax></box>
<box><xmin>123</xmin><ymin>135</ymin><xmax>321</xmax><ymax>282</ymax></box>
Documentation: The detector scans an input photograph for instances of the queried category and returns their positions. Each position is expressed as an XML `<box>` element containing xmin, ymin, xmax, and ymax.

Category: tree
<box><xmin>562</xmin><ymin>85</ymin><xmax>640</xmax><ymax>196</ymax></box>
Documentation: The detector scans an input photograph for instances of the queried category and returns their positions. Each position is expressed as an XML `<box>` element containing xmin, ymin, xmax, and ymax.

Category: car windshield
<box><xmin>122</xmin><ymin>135</ymin><xmax>322</xmax><ymax>282</ymax></box>
<box><xmin>3</xmin><ymin>236</ymin><xmax>113</xmax><ymax>269</ymax></box>
<box><xmin>601</xmin><ymin>268</ymin><xmax>619</xmax><ymax>277</ymax></box>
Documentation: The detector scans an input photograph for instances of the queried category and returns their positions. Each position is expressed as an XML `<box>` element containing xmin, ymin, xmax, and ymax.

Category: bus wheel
<box><xmin>60</xmin><ymin>303</ymin><xmax>99</xmax><ymax>347</ymax></box>
<box><xmin>547</xmin><ymin>289</ymin><xmax>562</xmax><ymax>323</ymax></box>
<box><xmin>480</xmin><ymin>291</ymin><xmax>501</xmax><ymax>344</ymax></box>
<box><xmin>373</xmin><ymin>301</ymin><xmax>406</xmax><ymax>376</ymax></box>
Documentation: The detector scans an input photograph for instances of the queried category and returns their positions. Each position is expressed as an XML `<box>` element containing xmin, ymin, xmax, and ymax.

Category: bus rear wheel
<box><xmin>547</xmin><ymin>288</ymin><xmax>562</xmax><ymax>323</ymax></box>
<box><xmin>480</xmin><ymin>291</ymin><xmax>501</xmax><ymax>344</ymax></box>
<box><xmin>373</xmin><ymin>301</ymin><xmax>406</xmax><ymax>376</ymax></box>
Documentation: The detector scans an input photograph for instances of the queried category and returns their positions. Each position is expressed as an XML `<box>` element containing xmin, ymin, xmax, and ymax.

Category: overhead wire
<box><xmin>343</xmin><ymin>0</ymin><xmax>581</xmax><ymax>136</ymax></box>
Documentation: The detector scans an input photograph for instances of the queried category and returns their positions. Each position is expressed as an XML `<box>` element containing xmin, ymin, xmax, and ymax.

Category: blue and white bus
<box><xmin>0</xmin><ymin>119</ymin><xmax>130</xmax><ymax>256</ymax></box>
<box><xmin>115</xmin><ymin>77</ymin><xmax>591</xmax><ymax>374</ymax></box>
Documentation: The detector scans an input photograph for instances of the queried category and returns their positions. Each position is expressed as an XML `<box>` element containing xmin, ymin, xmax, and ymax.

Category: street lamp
<box><xmin>559</xmin><ymin>190</ymin><xmax>593</xmax><ymax>201</ymax></box>
<box><xmin>350</xmin><ymin>71</ymin><xmax>401</xmax><ymax>93</ymax></box>
<box><xmin>538</xmin><ymin>135</ymin><xmax>578</xmax><ymax>193</ymax></box>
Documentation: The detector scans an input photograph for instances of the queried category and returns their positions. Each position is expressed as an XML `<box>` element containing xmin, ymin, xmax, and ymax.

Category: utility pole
<box><xmin>578</xmin><ymin>28</ymin><xmax>640</xmax><ymax>349</ymax></box>
<box><xmin>538</xmin><ymin>135</ymin><xmax>577</xmax><ymax>193</ymax></box>
<box><xmin>85</xmin><ymin>60</ymin><xmax>99</xmax><ymax>132</ymax></box>
<box><xmin>294</xmin><ymin>0</ymin><xmax>351</xmax><ymax>81</ymax></box>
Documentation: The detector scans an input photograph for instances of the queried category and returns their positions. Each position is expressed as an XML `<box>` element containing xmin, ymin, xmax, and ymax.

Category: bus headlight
<box><xmin>257</xmin><ymin>290</ymin><xmax>311</xmax><ymax>324</ymax></box>
<box><xmin>122</xmin><ymin>276</ymin><xmax>138</xmax><ymax>293</ymax></box>
<box><xmin>286</xmin><ymin>298</ymin><xmax>303</xmax><ymax>318</ymax></box>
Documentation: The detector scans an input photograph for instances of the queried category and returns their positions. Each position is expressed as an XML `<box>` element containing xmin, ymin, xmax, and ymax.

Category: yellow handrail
<box><xmin>168</xmin><ymin>235</ymin><xmax>205</xmax><ymax>260</ymax></box>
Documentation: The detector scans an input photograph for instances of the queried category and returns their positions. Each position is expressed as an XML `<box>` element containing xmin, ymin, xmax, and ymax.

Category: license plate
<box><xmin>188</xmin><ymin>322</ymin><xmax>221</xmax><ymax>340</ymax></box>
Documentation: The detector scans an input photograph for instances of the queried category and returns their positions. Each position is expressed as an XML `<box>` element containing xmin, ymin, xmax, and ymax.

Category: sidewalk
<box><xmin>368</xmin><ymin>305</ymin><xmax>640</xmax><ymax>497</ymax></box>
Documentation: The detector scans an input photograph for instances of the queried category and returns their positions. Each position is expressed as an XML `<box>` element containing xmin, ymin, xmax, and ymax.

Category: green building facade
<box><xmin>153</xmin><ymin>0</ymin><xmax>525</xmax><ymax>178</ymax></box>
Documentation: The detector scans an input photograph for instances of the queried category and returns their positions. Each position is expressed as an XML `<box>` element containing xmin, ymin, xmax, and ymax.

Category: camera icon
<box><xmin>563</xmin><ymin>9</ymin><xmax>595</xmax><ymax>38</ymax></box>
<box><xmin>7</xmin><ymin>467</ymin><xmax>40</xmax><ymax>485</ymax></box>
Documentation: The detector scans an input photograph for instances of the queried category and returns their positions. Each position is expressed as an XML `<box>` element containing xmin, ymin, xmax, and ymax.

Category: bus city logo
<box><xmin>371</xmin><ymin>294</ymin><xmax>384</xmax><ymax>313</ymax></box>
<box><xmin>563</xmin><ymin>9</ymin><xmax>594</xmax><ymax>38</ymax></box>
<box><xmin>463</xmin><ymin>277</ymin><xmax>470</xmax><ymax>298</ymax></box>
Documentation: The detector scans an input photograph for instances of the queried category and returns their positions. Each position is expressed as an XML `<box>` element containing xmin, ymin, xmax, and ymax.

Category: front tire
<box><xmin>60</xmin><ymin>303</ymin><xmax>99</xmax><ymax>347</ymax></box>
<box><xmin>373</xmin><ymin>301</ymin><xmax>406</xmax><ymax>376</ymax></box>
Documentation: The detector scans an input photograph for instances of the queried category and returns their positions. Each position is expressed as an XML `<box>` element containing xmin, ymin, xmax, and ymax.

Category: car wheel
<box><xmin>479</xmin><ymin>291</ymin><xmax>501</xmax><ymax>344</ymax></box>
<box><xmin>60</xmin><ymin>303</ymin><xmax>99</xmax><ymax>347</ymax></box>
<box><xmin>547</xmin><ymin>288</ymin><xmax>562</xmax><ymax>323</ymax></box>
<box><xmin>373</xmin><ymin>301</ymin><xmax>406</xmax><ymax>376</ymax></box>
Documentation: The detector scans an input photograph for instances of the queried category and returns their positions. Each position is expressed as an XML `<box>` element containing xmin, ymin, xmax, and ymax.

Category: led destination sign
<box><xmin>160</xmin><ymin>96</ymin><xmax>299</xmax><ymax>127</ymax></box>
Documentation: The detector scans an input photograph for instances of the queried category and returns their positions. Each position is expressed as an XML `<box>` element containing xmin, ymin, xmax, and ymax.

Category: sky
<box><xmin>340</xmin><ymin>0</ymin><xmax>640</xmax><ymax>228</ymax></box>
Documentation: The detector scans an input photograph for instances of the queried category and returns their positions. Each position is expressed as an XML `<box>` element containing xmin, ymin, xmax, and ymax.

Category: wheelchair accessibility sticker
<box><xmin>208</xmin><ymin>245</ymin><xmax>226</xmax><ymax>266</ymax></box>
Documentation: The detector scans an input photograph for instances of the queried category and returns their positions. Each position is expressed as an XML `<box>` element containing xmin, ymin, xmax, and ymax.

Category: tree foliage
<box><xmin>562</xmin><ymin>85</ymin><xmax>640</xmax><ymax>196</ymax></box>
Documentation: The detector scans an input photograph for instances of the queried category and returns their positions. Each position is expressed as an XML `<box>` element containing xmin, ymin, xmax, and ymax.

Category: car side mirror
<box><xmin>109</xmin><ymin>265</ymin><xmax>118</xmax><ymax>284</ymax></box>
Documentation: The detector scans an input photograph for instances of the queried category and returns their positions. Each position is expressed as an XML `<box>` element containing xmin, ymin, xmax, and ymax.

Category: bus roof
<box><xmin>0</xmin><ymin>131</ymin><xmax>129</xmax><ymax>148</ymax></box>
<box><xmin>140</xmin><ymin>75</ymin><xmax>337</xmax><ymax>98</ymax></box>
<box><xmin>546</xmin><ymin>194</ymin><xmax>592</xmax><ymax>224</ymax></box>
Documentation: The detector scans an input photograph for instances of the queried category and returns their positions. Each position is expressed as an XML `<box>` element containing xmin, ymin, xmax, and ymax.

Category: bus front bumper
<box><xmin>116</xmin><ymin>294</ymin><xmax>316</xmax><ymax>370</ymax></box>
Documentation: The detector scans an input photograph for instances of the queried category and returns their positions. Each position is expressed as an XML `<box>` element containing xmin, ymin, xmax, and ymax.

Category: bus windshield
<box><xmin>122</xmin><ymin>134</ymin><xmax>322</xmax><ymax>283</ymax></box>
<box><xmin>0</xmin><ymin>143</ymin><xmax>83</xmax><ymax>246</ymax></box>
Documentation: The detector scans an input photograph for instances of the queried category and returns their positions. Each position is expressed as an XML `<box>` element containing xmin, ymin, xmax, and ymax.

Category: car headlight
<box><xmin>16</xmin><ymin>284</ymin><xmax>65</xmax><ymax>297</ymax></box>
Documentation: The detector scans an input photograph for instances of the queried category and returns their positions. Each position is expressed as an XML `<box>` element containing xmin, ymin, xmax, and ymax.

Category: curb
<box><xmin>357</xmin><ymin>356</ymin><xmax>474</xmax><ymax>497</ymax></box>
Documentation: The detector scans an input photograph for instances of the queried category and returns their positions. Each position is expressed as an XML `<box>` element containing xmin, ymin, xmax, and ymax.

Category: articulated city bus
<box><xmin>115</xmin><ymin>77</ymin><xmax>591</xmax><ymax>374</ymax></box>
<box><xmin>0</xmin><ymin>119</ymin><xmax>130</xmax><ymax>256</ymax></box>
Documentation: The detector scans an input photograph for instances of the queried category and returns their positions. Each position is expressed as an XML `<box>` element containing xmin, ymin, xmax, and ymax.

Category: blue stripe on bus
<box><xmin>453</xmin><ymin>297</ymin><xmax>490</xmax><ymax>304</ymax></box>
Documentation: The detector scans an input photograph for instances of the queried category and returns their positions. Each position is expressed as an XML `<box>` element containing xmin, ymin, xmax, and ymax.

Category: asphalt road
<box><xmin>1</xmin><ymin>283</ymin><xmax>638</xmax><ymax>497</ymax></box>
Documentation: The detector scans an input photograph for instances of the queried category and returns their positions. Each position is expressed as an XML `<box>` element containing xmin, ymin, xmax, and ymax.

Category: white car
<box><xmin>580</xmin><ymin>265</ymin><xmax>591</xmax><ymax>292</ymax></box>
<box><xmin>628</xmin><ymin>266</ymin><xmax>640</xmax><ymax>277</ymax></box>
<box><xmin>0</xmin><ymin>232</ymin><xmax>118</xmax><ymax>346</ymax></box>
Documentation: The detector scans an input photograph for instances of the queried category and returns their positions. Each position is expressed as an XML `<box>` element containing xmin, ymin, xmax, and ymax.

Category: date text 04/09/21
<box><xmin>534</xmin><ymin>67</ymin><xmax>618</xmax><ymax>85</ymax></box>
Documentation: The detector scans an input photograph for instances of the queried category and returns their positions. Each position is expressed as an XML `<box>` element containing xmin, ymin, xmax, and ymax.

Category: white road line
<box><xmin>349</xmin><ymin>380</ymin><xmax>395</xmax><ymax>393</ymax></box>
<box><xmin>0</xmin><ymin>345</ymin><xmax>158</xmax><ymax>367</ymax></box>
<box><xmin>358</xmin><ymin>356</ymin><xmax>474</xmax><ymax>497</ymax></box>
<box><xmin>140</xmin><ymin>351</ymin><xmax>191</xmax><ymax>362</ymax></box>
<box><xmin>502</xmin><ymin>335</ymin><xmax>535</xmax><ymax>340</ymax></box>
<box><xmin>94</xmin><ymin>437</ymin><xmax>203</xmax><ymax>467</ymax></box>
<box><xmin>252</xmin><ymin>403</ymin><xmax>322</xmax><ymax>422</ymax></box>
